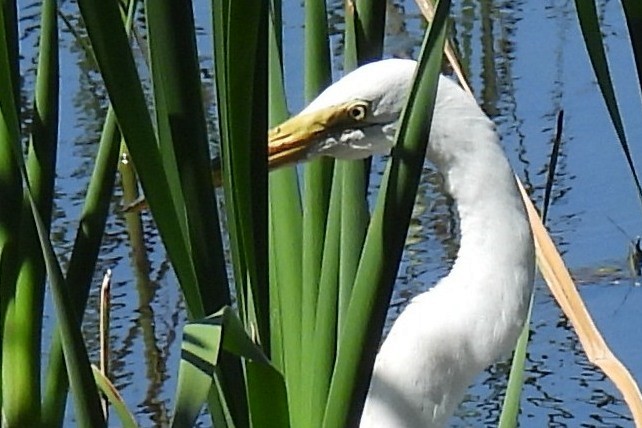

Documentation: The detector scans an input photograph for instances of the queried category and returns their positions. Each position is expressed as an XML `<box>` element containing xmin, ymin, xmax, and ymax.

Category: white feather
<box><xmin>303</xmin><ymin>58</ymin><xmax>535</xmax><ymax>427</ymax></box>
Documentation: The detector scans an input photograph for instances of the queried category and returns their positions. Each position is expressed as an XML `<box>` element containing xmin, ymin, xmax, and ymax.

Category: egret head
<box><xmin>268</xmin><ymin>58</ymin><xmax>417</xmax><ymax>168</ymax></box>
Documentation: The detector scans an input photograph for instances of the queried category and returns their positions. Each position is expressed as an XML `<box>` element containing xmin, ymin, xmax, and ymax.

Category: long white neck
<box><xmin>361</xmin><ymin>75</ymin><xmax>535</xmax><ymax>428</ymax></box>
<box><xmin>428</xmin><ymin>75</ymin><xmax>535</xmax><ymax>364</ymax></box>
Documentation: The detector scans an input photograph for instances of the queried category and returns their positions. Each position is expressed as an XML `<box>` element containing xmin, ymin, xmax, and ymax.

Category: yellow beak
<box><xmin>125</xmin><ymin>101</ymin><xmax>371</xmax><ymax>213</ymax></box>
<box><xmin>267</xmin><ymin>100</ymin><xmax>370</xmax><ymax>168</ymax></box>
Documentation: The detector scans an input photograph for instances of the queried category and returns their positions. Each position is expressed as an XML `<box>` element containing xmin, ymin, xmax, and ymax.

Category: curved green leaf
<box><xmin>574</xmin><ymin>0</ymin><xmax>642</xmax><ymax>206</ymax></box>
<box><xmin>323</xmin><ymin>1</ymin><xmax>450</xmax><ymax>425</ymax></box>
<box><xmin>172</xmin><ymin>308</ymin><xmax>289</xmax><ymax>428</ymax></box>
<box><xmin>76</xmin><ymin>0</ymin><xmax>204</xmax><ymax>318</ymax></box>
<box><xmin>92</xmin><ymin>366</ymin><xmax>137</xmax><ymax>428</ymax></box>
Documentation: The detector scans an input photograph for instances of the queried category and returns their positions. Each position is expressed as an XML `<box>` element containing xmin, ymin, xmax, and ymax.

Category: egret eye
<box><xmin>348</xmin><ymin>102</ymin><xmax>368</xmax><ymax>121</ymax></box>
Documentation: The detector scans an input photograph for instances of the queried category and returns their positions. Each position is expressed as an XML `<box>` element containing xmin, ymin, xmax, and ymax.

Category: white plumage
<box><xmin>297</xmin><ymin>59</ymin><xmax>536</xmax><ymax>427</ymax></box>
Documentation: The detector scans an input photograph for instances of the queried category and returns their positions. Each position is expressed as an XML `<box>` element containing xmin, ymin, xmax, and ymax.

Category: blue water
<box><xmin>17</xmin><ymin>0</ymin><xmax>642</xmax><ymax>426</ymax></box>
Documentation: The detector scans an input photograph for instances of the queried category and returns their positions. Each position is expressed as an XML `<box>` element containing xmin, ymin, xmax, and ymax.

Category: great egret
<box><xmin>268</xmin><ymin>58</ymin><xmax>535</xmax><ymax>427</ymax></box>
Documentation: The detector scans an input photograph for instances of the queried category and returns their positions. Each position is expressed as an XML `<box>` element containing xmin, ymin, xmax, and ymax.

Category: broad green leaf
<box><xmin>213</xmin><ymin>0</ymin><xmax>269</xmax><ymax>343</ymax></box>
<box><xmin>622</xmin><ymin>1</ymin><xmax>642</xmax><ymax>100</ymax></box>
<box><xmin>4</xmin><ymin>0</ymin><xmax>58</xmax><ymax>422</ymax></box>
<box><xmin>42</xmin><ymin>2</ymin><xmax>136</xmax><ymax>423</ymax></box>
<box><xmin>3</xmin><ymin>75</ymin><xmax>106</xmax><ymax>428</ymax></box>
<box><xmin>500</xmin><ymin>107</ymin><xmax>564</xmax><ymax>426</ymax></box>
<box><xmin>172</xmin><ymin>316</ymin><xmax>223</xmax><ymax>428</ymax></box>
<box><xmin>0</xmin><ymin>0</ymin><xmax>22</xmax><ymax>250</ymax></box>
<box><xmin>323</xmin><ymin>1</ymin><xmax>450</xmax><ymax>425</ymax></box>
<box><xmin>172</xmin><ymin>308</ymin><xmax>289</xmax><ymax>428</ymax></box>
<box><xmin>42</xmin><ymin>107</ymin><xmax>122</xmax><ymax>428</ymax></box>
<box><xmin>91</xmin><ymin>366</ymin><xmax>137</xmax><ymax>428</ymax></box>
<box><xmin>27</xmin><ymin>0</ymin><xmax>58</xmax><ymax>222</ymax></box>
<box><xmin>308</xmin><ymin>177</ymin><xmax>342</xmax><ymax>427</ymax></box>
<box><xmin>76</xmin><ymin>0</ymin><xmax>204</xmax><ymax>318</ymax></box>
<box><xmin>498</xmin><ymin>296</ymin><xmax>533</xmax><ymax>428</ymax></box>
<box><xmin>337</xmin><ymin>0</ymin><xmax>386</xmax><ymax>333</ymax></box>
<box><xmin>2</xmin><ymin>1</ymin><xmax>104</xmax><ymax>426</ymax></box>
<box><xmin>574</xmin><ymin>0</ymin><xmax>642</xmax><ymax>206</ymax></box>
<box><xmin>304</xmin><ymin>2</ymin><xmax>386</xmax><ymax>423</ymax></box>
<box><xmin>212</xmin><ymin>1</ymin><xmax>269</xmax><ymax>425</ymax></box>
<box><xmin>300</xmin><ymin>1</ymin><xmax>333</xmax><ymax>419</ymax></box>
<box><xmin>146</xmin><ymin>0</ymin><xmax>231</xmax><ymax>316</ymax></box>
<box><xmin>350</xmin><ymin>0</ymin><xmax>386</xmax><ymax>65</ymax></box>
<box><xmin>245</xmin><ymin>362</ymin><xmax>289</xmax><ymax>428</ymax></box>
<box><xmin>220</xmin><ymin>308</ymin><xmax>289</xmax><ymax>428</ymax></box>
<box><xmin>266</xmin><ymin>5</ymin><xmax>304</xmax><ymax>424</ymax></box>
